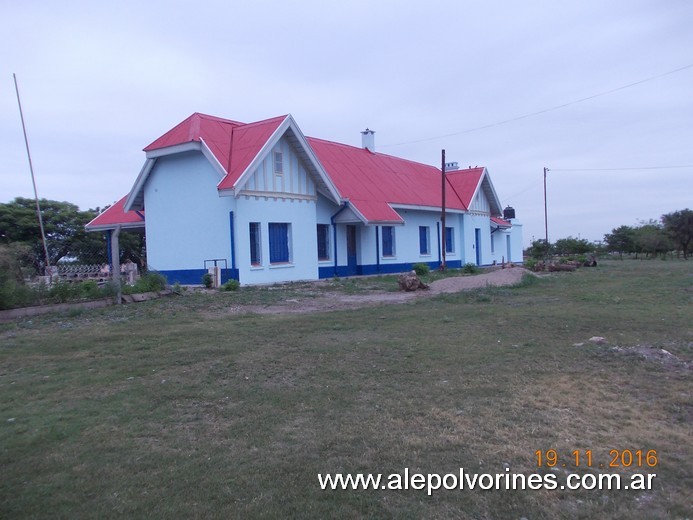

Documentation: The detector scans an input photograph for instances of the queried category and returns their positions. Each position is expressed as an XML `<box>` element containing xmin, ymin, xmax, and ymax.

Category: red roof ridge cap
<box><xmin>236</xmin><ymin>114</ymin><xmax>288</xmax><ymax>129</ymax></box>
<box><xmin>192</xmin><ymin>112</ymin><xmax>245</xmax><ymax>125</ymax></box>
<box><xmin>306</xmin><ymin>136</ymin><xmax>439</xmax><ymax>169</ymax></box>
<box><xmin>446</xmin><ymin>166</ymin><xmax>486</xmax><ymax>175</ymax></box>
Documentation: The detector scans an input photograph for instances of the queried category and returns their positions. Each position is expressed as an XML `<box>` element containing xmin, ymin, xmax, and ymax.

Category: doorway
<box><xmin>346</xmin><ymin>225</ymin><xmax>358</xmax><ymax>275</ymax></box>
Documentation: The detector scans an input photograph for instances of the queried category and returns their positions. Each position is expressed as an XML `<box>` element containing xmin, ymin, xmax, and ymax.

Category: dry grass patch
<box><xmin>0</xmin><ymin>260</ymin><xmax>691</xmax><ymax>519</ymax></box>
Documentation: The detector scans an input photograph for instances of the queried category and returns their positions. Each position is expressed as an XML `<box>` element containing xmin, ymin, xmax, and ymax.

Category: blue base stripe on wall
<box><xmin>157</xmin><ymin>268</ymin><xmax>239</xmax><ymax>285</ymax></box>
<box><xmin>160</xmin><ymin>262</ymin><xmax>515</xmax><ymax>284</ymax></box>
<box><xmin>319</xmin><ymin>260</ymin><xmax>464</xmax><ymax>279</ymax></box>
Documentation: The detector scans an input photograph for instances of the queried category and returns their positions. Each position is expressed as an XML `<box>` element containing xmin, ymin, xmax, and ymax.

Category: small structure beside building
<box><xmin>87</xmin><ymin>113</ymin><xmax>522</xmax><ymax>285</ymax></box>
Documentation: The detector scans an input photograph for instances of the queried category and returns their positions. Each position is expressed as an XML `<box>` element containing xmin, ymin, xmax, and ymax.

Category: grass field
<box><xmin>1</xmin><ymin>260</ymin><xmax>691</xmax><ymax>519</ymax></box>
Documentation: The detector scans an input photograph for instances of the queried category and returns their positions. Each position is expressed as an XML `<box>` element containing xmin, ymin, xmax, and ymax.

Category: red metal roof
<box><xmin>144</xmin><ymin>113</ymin><xmax>286</xmax><ymax>191</ymax></box>
<box><xmin>94</xmin><ymin>113</ymin><xmax>503</xmax><ymax>229</ymax></box>
<box><xmin>307</xmin><ymin>138</ymin><xmax>486</xmax><ymax>222</ymax></box>
<box><xmin>217</xmin><ymin>116</ymin><xmax>286</xmax><ymax>190</ymax></box>
<box><xmin>86</xmin><ymin>196</ymin><xmax>145</xmax><ymax>230</ymax></box>
<box><xmin>446</xmin><ymin>168</ymin><xmax>484</xmax><ymax>209</ymax></box>
<box><xmin>143</xmin><ymin>113</ymin><xmax>243</xmax><ymax>152</ymax></box>
<box><xmin>491</xmin><ymin>216</ymin><xmax>511</xmax><ymax>228</ymax></box>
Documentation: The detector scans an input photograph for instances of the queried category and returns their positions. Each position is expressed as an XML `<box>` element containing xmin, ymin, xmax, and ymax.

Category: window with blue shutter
<box><xmin>249</xmin><ymin>222</ymin><xmax>261</xmax><ymax>265</ymax></box>
<box><xmin>269</xmin><ymin>223</ymin><xmax>290</xmax><ymax>263</ymax></box>
<box><xmin>445</xmin><ymin>227</ymin><xmax>454</xmax><ymax>253</ymax></box>
<box><xmin>317</xmin><ymin>224</ymin><xmax>330</xmax><ymax>260</ymax></box>
<box><xmin>382</xmin><ymin>226</ymin><xmax>395</xmax><ymax>257</ymax></box>
<box><xmin>419</xmin><ymin>226</ymin><xmax>430</xmax><ymax>255</ymax></box>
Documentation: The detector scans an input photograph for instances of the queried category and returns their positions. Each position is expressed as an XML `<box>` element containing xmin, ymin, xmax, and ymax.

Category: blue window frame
<box><xmin>269</xmin><ymin>222</ymin><xmax>290</xmax><ymax>263</ymax></box>
<box><xmin>445</xmin><ymin>227</ymin><xmax>454</xmax><ymax>253</ymax></box>
<box><xmin>419</xmin><ymin>226</ymin><xmax>430</xmax><ymax>255</ymax></box>
<box><xmin>382</xmin><ymin>226</ymin><xmax>395</xmax><ymax>257</ymax></box>
<box><xmin>317</xmin><ymin>224</ymin><xmax>330</xmax><ymax>260</ymax></box>
<box><xmin>249</xmin><ymin>222</ymin><xmax>261</xmax><ymax>265</ymax></box>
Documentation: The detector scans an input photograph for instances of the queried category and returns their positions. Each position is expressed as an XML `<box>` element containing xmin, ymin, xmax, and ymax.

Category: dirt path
<box><xmin>244</xmin><ymin>267</ymin><xmax>533</xmax><ymax>315</ymax></box>
<box><xmin>428</xmin><ymin>266</ymin><xmax>530</xmax><ymax>294</ymax></box>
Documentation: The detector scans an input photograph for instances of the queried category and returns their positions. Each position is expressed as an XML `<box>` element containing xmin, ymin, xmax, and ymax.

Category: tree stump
<box><xmin>398</xmin><ymin>271</ymin><xmax>429</xmax><ymax>291</ymax></box>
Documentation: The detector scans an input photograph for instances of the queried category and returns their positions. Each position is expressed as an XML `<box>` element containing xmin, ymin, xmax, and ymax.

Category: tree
<box><xmin>553</xmin><ymin>236</ymin><xmax>594</xmax><ymax>256</ymax></box>
<box><xmin>604</xmin><ymin>225</ymin><xmax>636</xmax><ymax>259</ymax></box>
<box><xmin>525</xmin><ymin>239</ymin><xmax>552</xmax><ymax>259</ymax></box>
<box><xmin>0</xmin><ymin>198</ymin><xmax>105</xmax><ymax>274</ymax></box>
<box><xmin>632</xmin><ymin>220</ymin><xmax>673</xmax><ymax>259</ymax></box>
<box><xmin>662</xmin><ymin>209</ymin><xmax>693</xmax><ymax>259</ymax></box>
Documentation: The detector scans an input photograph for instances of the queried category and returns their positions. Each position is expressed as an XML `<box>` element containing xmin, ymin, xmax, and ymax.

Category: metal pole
<box><xmin>440</xmin><ymin>149</ymin><xmax>447</xmax><ymax>270</ymax></box>
<box><xmin>14</xmin><ymin>73</ymin><xmax>52</xmax><ymax>277</ymax></box>
<box><xmin>543</xmin><ymin>167</ymin><xmax>549</xmax><ymax>259</ymax></box>
<box><xmin>111</xmin><ymin>226</ymin><xmax>122</xmax><ymax>304</ymax></box>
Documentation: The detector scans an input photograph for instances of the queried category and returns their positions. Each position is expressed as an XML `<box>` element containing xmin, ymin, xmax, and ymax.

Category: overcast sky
<box><xmin>1</xmin><ymin>0</ymin><xmax>691</xmax><ymax>245</ymax></box>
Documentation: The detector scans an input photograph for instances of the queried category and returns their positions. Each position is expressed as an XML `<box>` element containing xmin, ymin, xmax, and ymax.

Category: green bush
<box><xmin>462</xmin><ymin>263</ymin><xmax>479</xmax><ymax>274</ymax></box>
<box><xmin>201</xmin><ymin>273</ymin><xmax>213</xmax><ymax>288</ymax></box>
<box><xmin>0</xmin><ymin>282</ymin><xmax>36</xmax><ymax>310</ymax></box>
<box><xmin>79</xmin><ymin>280</ymin><xmax>102</xmax><ymax>299</ymax></box>
<box><xmin>220</xmin><ymin>279</ymin><xmax>240</xmax><ymax>292</ymax></box>
<box><xmin>411</xmin><ymin>263</ymin><xmax>430</xmax><ymax>276</ymax></box>
<box><xmin>133</xmin><ymin>272</ymin><xmax>168</xmax><ymax>293</ymax></box>
<box><xmin>49</xmin><ymin>281</ymin><xmax>80</xmax><ymax>303</ymax></box>
<box><xmin>524</xmin><ymin>258</ymin><xmax>537</xmax><ymax>271</ymax></box>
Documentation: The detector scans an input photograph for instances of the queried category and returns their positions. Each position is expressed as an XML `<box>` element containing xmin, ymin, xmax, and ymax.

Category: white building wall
<box><xmin>395</xmin><ymin>210</ymin><xmax>433</xmax><ymax>263</ymax></box>
<box><xmin>240</xmin><ymin>136</ymin><xmax>317</xmax><ymax>198</ymax></box>
<box><xmin>489</xmin><ymin>230</ymin><xmax>508</xmax><ymax>265</ymax></box>
<box><xmin>508</xmin><ymin>220</ymin><xmax>524</xmax><ymax>263</ymax></box>
<box><xmin>316</xmin><ymin>195</ymin><xmax>341</xmax><ymax>272</ymax></box>
<box><xmin>234</xmin><ymin>196</ymin><xmax>318</xmax><ymax>284</ymax></box>
<box><xmin>470</xmin><ymin>190</ymin><xmax>491</xmax><ymax>213</ymax></box>
<box><xmin>462</xmin><ymin>213</ymin><xmax>494</xmax><ymax>266</ymax></box>
<box><xmin>144</xmin><ymin>152</ymin><xmax>235</xmax><ymax>272</ymax></box>
<box><xmin>441</xmin><ymin>212</ymin><xmax>463</xmax><ymax>266</ymax></box>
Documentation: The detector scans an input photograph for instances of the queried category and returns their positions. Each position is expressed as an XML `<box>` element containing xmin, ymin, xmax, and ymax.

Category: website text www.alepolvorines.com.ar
<box><xmin>318</xmin><ymin>468</ymin><xmax>657</xmax><ymax>496</ymax></box>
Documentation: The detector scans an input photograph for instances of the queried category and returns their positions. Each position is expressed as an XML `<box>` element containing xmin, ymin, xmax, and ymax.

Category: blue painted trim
<box><xmin>319</xmin><ymin>266</ymin><xmax>336</xmax><ymax>279</ymax></box>
<box><xmin>375</xmin><ymin>226</ymin><xmax>380</xmax><ymax>274</ymax></box>
<box><xmin>319</xmin><ymin>260</ymin><xmax>462</xmax><ymax>279</ymax></box>
<box><xmin>330</xmin><ymin>203</ymin><xmax>350</xmax><ymax>277</ymax></box>
<box><xmin>158</xmin><ymin>268</ymin><xmax>238</xmax><ymax>285</ymax></box>
<box><xmin>332</xmin><ymin>223</ymin><xmax>338</xmax><ymax>276</ymax></box>
<box><xmin>106</xmin><ymin>230</ymin><xmax>113</xmax><ymax>267</ymax></box>
<box><xmin>436</xmin><ymin>222</ymin><xmax>441</xmax><ymax>264</ymax></box>
<box><xmin>229</xmin><ymin>211</ymin><xmax>237</xmax><ymax>277</ymax></box>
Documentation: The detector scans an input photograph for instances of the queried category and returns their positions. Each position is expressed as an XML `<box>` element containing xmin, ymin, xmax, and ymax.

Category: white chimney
<box><xmin>444</xmin><ymin>161</ymin><xmax>459</xmax><ymax>171</ymax></box>
<box><xmin>361</xmin><ymin>128</ymin><xmax>375</xmax><ymax>152</ymax></box>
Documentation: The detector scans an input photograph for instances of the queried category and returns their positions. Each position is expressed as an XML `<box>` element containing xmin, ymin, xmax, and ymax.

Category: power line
<box><xmin>549</xmin><ymin>165</ymin><xmax>693</xmax><ymax>172</ymax></box>
<box><xmin>381</xmin><ymin>63</ymin><xmax>693</xmax><ymax>148</ymax></box>
<box><xmin>502</xmin><ymin>163</ymin><xmax>691</xmax><ymax>204</ymax></box>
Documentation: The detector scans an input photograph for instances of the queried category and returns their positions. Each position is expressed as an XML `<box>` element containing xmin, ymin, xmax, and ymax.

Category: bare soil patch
<box><xmin>238</xmin><ymin>267</ymin><xmax>534</xmax><ymax>315</ymax></box>
<box><xmin>427</xmin><ymin>266</ymin><xmax>531</xmax><ymax>294</ymax></box>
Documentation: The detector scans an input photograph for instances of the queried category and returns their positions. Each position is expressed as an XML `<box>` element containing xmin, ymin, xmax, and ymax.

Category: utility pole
<box><xmin>14</xmin><ymin>73</ymin><xmax>51</xmax><ymax>277</ymax></box>
<box><xmin>543</xmin><ymin>166</ymin><xmax>549</xmax><ymax>259</ymax></box>
<box><xmin>440</xmin><ymin>149</ymin><xmax>447</xmax><ymax>270</ymax></box>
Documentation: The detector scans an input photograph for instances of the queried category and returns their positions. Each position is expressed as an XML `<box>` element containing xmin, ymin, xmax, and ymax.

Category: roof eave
<box><xmin>218</xmin><ymin>116</ymin><xmax>290</xmax><ymax>194</ymax></box>
<box><xmin>199</xmin><ymin>138</ymin><xmax>229</xmax><ymax>179</ymax></box>
<box><xmin>124</xmin><ymin>158</ymin><xmax>156</xmax><ymax>212</ymax></box>
<box><xmin>390</xmin><ymin>203</ymin><xmax>466</xmax><ymax>215</ymax></box>
<box><xmin>145</xmin><ymin>141</ymin><xmax>201</xmax><ymax>159</ymax></box>
<box><xmin>223</xmin><ymin>115</ymin><xmax>343</xmax><ymax>204</ymax></box>
<box><xmin>85</xmin><ymin>221</ymin><xmax>146</xmax><ymax>233</ymax></box>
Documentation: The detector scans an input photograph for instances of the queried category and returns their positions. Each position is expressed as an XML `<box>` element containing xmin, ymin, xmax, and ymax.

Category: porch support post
<box><xmin>110</xmin><ymin>226</ymin><xmax>122</xmax><ymax>305</ymax></box>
